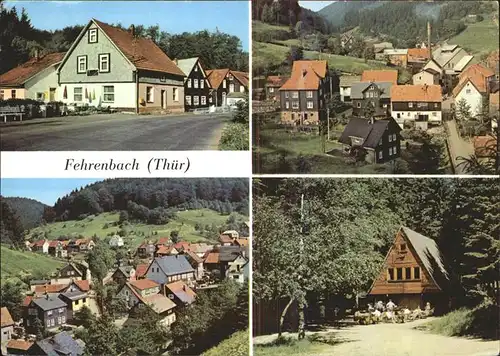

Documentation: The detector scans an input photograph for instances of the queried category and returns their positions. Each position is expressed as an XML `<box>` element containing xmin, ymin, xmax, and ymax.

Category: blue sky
<box><xmin>5</xmin><ymin>1</ymin><xmax>249</xmax><ymax>51</ymax></box>
<box><xmin>299</xmin><ymin>1</ymin><xmax>334</xmax><ymax>12</ymax></box>
<box><xmin>1</xmin><ymin>179</ymin><xmax>101</xmax><ymax>205</ymax></box>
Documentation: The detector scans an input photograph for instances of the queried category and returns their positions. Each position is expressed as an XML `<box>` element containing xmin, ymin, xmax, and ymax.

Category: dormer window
<box><xmin>88</xmin><ymin>28</ymin><xmax>98</xmax><ymax>43</ymax></box>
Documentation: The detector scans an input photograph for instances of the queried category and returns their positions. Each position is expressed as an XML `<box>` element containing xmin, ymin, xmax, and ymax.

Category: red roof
<box><xmin>34</xmin><ymin>284</ymin><xmax>67</xmax><ymax>294</ymax></box>
<box><xmin>135</xmin><ymin>264</ymin><xmax>149</xmax><ymax>278</ymax></box>
<box><xmin>48</xmin><ymin>240</ymin><xmax>61</xmax><ymax>248</ymax></box>
<box><xmin>473</xmin><ymin>135</ymin><xmax>497</xmax><ymax>157</ymax></box>
<box><xmin>204</xmin><ymin>252</ymin><xmax>220</xmax><ymax>264</ymax></box>
<box><xmin>232</xmin><ymin>70</ymin><xmax>249</xmax><ymax>88</ymax></box>
<box><xmin>1</xmin><ymin>307</ymin><xmax>14</xmax><ymax>327</ymax></box>
<box><xmin>33</xmin><ymin>240</ymin><xmax>47</xmax><ymax>247</ymax></box>
<box><xmin>92</xmin><ymin>19</ymin><xmax>184</xmax><ymax>76</ymax></box>
<box><xmin>459</xmin><ymin>64</ymin><xmax>495</xmax><ymax>81</ymax></box>
<box><xmin>207</xmin><ymin>69</ymin><xmax>230</xmax><ymax>89</ymax></box>
<box><xmin>407</xmin><ymin>48</ymin><xmax>430</xmax><ymax>62</ymax></box>
<box><xmin>156</xmin><ymin>245</ymin><xmax>173</xmax><ymax>255</ymax></box>
<box><xmin>219</xmin><ymin>234</ymin><xmax>234</xmax><ymax>244</ymax></box>
<box><xmin>361</xmin><ymin>70</ymin><xmax>398</xmax><ymax>85</ymax></box>
<box><xmin>130</xmin><ymin>278</ymin><xmax>159</xmax><ymax>291</ymax></box>
<box><xmin>280</xmin><ymin>60</ymin><xmax>328</xmax><ymax>90</ymax></box>
<box><xmin>185</xmin><ymin>250</ymin><xmax>203</xmax><ymax>264</ymax></box>
<box><xmin>156</xmin><ymin>237</ymin><xmax>170</xmax><ymax>245</ymax></box>
<box><xmin>173</xmin><ymin>241</ymin><xmax>191</xmax><ymax>251</ymax></box>
<box><xmin>6</xmin><ymin>339</ymin><xmax>33</xmax><ymax>351</ymax></box>
<box><xmin>23</xmin><ymin>295</ymin><xmax>33</xmax><ymax>306</ymax></box>
<box><xmin>0</xmin><ymin>52</ymin><xmax>65</xmax><ymax>87</ymax></box>
<box><xmin>391</xmin><ymin>84</ymin><xmax>442</xmax><ymax>102</ymax></box>
<box><xmin>73</xmin><ymin>280</ymin><xmax>90</xmax><ymax>292</ymax></box>
<box><xmin>267</xmin><ymin>75</ymin><xmax>288</xmax><ymax>86</ymax></box>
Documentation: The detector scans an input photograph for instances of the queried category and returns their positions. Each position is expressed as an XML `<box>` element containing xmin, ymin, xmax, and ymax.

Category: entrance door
<box><xmin>161</xmin><ymin>90</ymin><xmax>166</xmax><ymax>109</ymax></box>
<box><xmin>222</xmin><ymin>92</ymin><xmax>226</xmax><ymax>106</ymax></box>
<box><xmin>49</xmin><ymin>88</ymin><xmax>56</xmax><ymax>102</ymax></box>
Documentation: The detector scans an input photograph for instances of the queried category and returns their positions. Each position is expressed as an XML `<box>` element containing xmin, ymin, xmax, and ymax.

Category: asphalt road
<box><xmin>0</xmin><ymin>112</ymin><xmax>230</xmax><ymax>151</ymax></box>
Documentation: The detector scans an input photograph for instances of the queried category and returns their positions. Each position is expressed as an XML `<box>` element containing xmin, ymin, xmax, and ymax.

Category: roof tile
<box><xmin>0</xmin><ymin>52</ymin><xmax>65</xmax><ymax>86</ymax></box>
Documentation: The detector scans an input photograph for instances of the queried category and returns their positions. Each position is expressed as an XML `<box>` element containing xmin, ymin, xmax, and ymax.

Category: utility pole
<box><xmin>327</xmin><ymin>107</ymin><xmax>330</xmax><ymax>142</ymax></box>
<box><xmin>298</xmin><ymin>193</ymin><xmax>305</xmax><ymax>340</ymax></box>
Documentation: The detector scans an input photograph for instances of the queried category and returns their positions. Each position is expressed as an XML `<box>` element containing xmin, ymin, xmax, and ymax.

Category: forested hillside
<box><xmin>338</xmin><ymin>1</ymin><xmax>496</xmax><ymax>47</ymax></box>
<box><xmin>317</xmin><ymin>1</ymin><xmax>383</xmax><ymax>28</ymax></box>
<box><xmin>0</xmin><ymin>1</ymin><xmax>248</xmax><ymax>75</ymax></box>
<box><xmin>43</xmin><ymin>178</ymin><xmax>249</xmax><ymax>224</ymax></box>
<box><xmin>2</xmin><ymin>197</ymin><xmax>47</xmax><ymax>229</ymax></box>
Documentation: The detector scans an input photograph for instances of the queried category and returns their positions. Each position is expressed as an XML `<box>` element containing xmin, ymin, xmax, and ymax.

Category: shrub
<box><xmin>219</xmin><ymin>123</ymin><xmax>249</xmax><ymax>150</ymax></box>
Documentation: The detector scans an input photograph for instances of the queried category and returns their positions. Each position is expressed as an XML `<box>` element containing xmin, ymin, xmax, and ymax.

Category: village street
<box><xmin>254</xmin><ymin>318</ymin><xmax>499</xmax><ymax>356</ymax></box>
<box><xmin>444</xmin><ymin>119</ymin><xmax>475</xmax><ymax>174</ymax></box>
<box><xmin>0</xmin><ymin>112</ymin><xmax>230</xmax><ymax>151</ymax></box>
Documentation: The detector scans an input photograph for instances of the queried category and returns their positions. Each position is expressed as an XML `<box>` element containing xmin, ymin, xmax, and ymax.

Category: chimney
<box><xmin>182</xmin><ymin>285</ymin><xmax>186</xmax><ymax>292</ymax></box>
<box><xmin>45</xmin><ymin>293</ymin><xmax>49</xmax><ymax>300</ymax></box>
<box><xmin>302</xmin><ymin>69</ymin><xmax>307</xmax><ymax>77</ymax></box>
<box><xmin>129</xmin><ymin>24</ymin><xmax>135</xmax><ymax>37</ymax></box>
<box><xmin>427</xmin><ymin>21</ymin><xmax>432</xmax><ymax>60</ymax></box>
<box><xmin>174</xmin><ymin>58</ymin><xmax>178</xmax><ymax>65</ymax></box>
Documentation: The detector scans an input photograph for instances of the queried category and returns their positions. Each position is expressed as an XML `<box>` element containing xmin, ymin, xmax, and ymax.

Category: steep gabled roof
<box><xmin>400</xmin><ymin>226</ymin><xmax>449</xmax><ymax>290</ymax></box>
<box><xmin>279</xmin><ymin>60</ymin><xmax>328</xmax><ymax>91</ymax></box>
<box><xmin>206</xmin><ymin>68</ymin><xmax>230</xmax><ymax>89</ymax></box>
<box><xmin>350</xmin><ymin>81</ymin><xmax>392</xmax><ymax>100</ymax></box>
<box><xmin>232</xmin><ymin>70</ymin><xmax>249</xmax><ymax>88</ymax></box>
<box><xmin>152</xmin><ymin>255</ymin><xmax>194</xmax><ymax>276</ymax></box>
<box><xmin>165</xmin><ymin>281</ymin><xmax>196</xmax><ymax>304</ymax></box>
<box><xmin>407</xmin><ymin>48</ymin><xmax>430</xmax><ymax>62</ymax></box>
<box><xmin>32</xmin><ymin>295</ymin><xmax>67</xmax><ymax>311</ymax></box>
<box><xmin>175</xmin><ymin>57</ymin><xmax>200</xmax><ymax>76</ymax></box>
<box><xmin>338</xmin><ymin>117</ymin><xmax>401</xmax><ymax>149</ymax></box>
<box><xmin>1</xmin><ymin>307</ymin><xmax>14</xmax><ymax>327</ymax></box>
<box><xmin>35</xmin><ymin>332</ymin><xmax>85</xmax><ymax>356</ymax></box>
<box><xmin>135</xmin><ymin>263</ymin><xmax>149</xmax><ymax>278</ymax></box>
<box><xmin>361</xmin><ymin>70</ymin><xmax>398</xmax><ymax>85</ymax></box>
<box><xmin>6</xmin><ymin>339</ymin><xmax>33</xmax><ymax>351</ymax></box>
<box><xmin>130</xmin><ymin>278</ymin><xmax>159</xmax><ymax>291</ymax></box>
<box><xmin>266</xmin><ymin>75</ymin><xmax>288</xmax><ymax>87</ymax></box>
<box><xmin>0</xmin><ymin>52</ymin><xmax>65</xmax><ymax>87</ymax></box>
<box><xmin>391</xmin><ymin>84</ymin><xmax>441</xmax><ymax>102</ymax></box>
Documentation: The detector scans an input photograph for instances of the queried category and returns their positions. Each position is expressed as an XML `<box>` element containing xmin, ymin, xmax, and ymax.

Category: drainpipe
<box><xmin>135</xmin><ymin>70</ymin><xmax>139</xmax><ymax>114</ymax></box>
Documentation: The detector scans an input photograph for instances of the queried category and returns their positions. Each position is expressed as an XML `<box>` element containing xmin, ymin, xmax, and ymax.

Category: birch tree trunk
<box><xmin>278</xmin><ymin>298</ymin><xmax>294</xmax><ymax>338</ymax></box>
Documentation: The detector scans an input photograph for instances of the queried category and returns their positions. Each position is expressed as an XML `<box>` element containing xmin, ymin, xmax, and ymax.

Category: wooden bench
<box><xmin>0</xmin><ymin>106</ymin><xmax>24</xmax><ymax>122</ymax></box>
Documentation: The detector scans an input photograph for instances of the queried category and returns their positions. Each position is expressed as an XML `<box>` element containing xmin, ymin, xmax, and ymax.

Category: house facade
<box><xmin>279</xmin><ymin>60</ymin><xmax>334</xmax><ymax>125</ymax></box>
<box><xmin>1</xmin><ymin>307</ymin><xmax>14</xmax><ymax>342</ymax></box>
<box><xmin>58</xmin><ymin>291</ymin><xmax>89</xmax><ymax>321</ymax></box>
<box><xmin>111</xmin><ymin>266</ymin><xmax>136</xmax><ymax>286</ymax></box>
<box><xmin>48</xmin><ymin>240</ymin><xmax>67</xmax><ymax>258</ymax></box>
<box><xmin>453</xmin><ymin>64</ymin><xmax>496</xmax><ymax>118</ymax></box>
<box><xmin>146</xmin><ymin>255</ymin><xmax>195</xmax><ymax>286</ymax></box>
<box><xmin>367</xmin><ymin>226</ymin><xmax>450</xmax><ymax>314</ymax></box>
<box><xmin>137</xmin><ymin>241</ymin><xmax>156</xmax><ymax>258</ymax></box>
<box><xmin>339</xmin><ymin>75</ymin><xmax>361</xmax><ymax>103</ymax></box>
<box><xmin>225</xmin><ymin>255</ymin><xmax>248</xmax><ymax>284</ymax></box>
<box><xmin>165</xmin><ymin>281</ymin><xmax>197</xmax><ymax>306</ymax></box>
<box><xmin>338</xmin><ymin>117</ymin><xmax>402</xmax><ymax>164</ymax></box>
<box><xmin>58</xmin><ymin>19</ymin><xmax>185</xmax><ymax>113</ymax></box>
<box><xmin>0</xmin><ymin>51</ymin><xmax>64</xmax><ymax>102</ymax></box>
<box><xmin>32</xmin><ymin>240</ymin><xmax>49</xmax><ymax>254</ymax></box>
<box><xmin>351</xmin><ymin>81</ymin><xmax>392</xmax><ymax>118</ymax></box>
<box><xmin>391</xmin><ymin>84</ymin><xmax>442</xmax><ymax>129</ymax></box>
<box><xmin>57</xmin><ymin>263</ymin><xmax>84</xmax><ymax>280</ymax></box>
<box><xmin>175</xmin><ymin>57</ymin><xmax>211</xmax><ymax>111</ymax></box>
<box><xmin>24</xmin><ymin>296</ymin><xmax>68</xmax><ymax>331</ymax></box>
<box><xmin>265</xmin><ymin>75</ymin><xmax>288</xmax><ymax>101</ymax></box>
<box><xmin>412</xmin><ymin>68</ymin><xmax>440</xmax><ymax>86</ymax></box>
<box><xmin>206</xmin><ymin>69</ymin><xmax>248</xmax><ymax>107</ymax></box>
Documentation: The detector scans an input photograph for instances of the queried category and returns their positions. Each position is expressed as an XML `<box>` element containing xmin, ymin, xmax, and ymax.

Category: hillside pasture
<box><xmin>448</xmin><ymin>15</ymin><xmax>499</xmax><ymax>55</ymax></box>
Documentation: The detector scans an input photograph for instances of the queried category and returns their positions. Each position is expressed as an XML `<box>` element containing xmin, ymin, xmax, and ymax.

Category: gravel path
<box><xmin>254</xmin><ymin>318</ymin><xmax>499</xmax><ymax>356</ymax></box>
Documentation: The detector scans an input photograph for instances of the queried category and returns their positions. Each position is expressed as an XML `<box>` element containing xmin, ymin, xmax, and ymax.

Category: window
<box><xmin>185</xmin><ymin>96</ymin><xmax>191</xmax><ymax>105</ymax></box>
<box><xmin>434</xmin><ymin>103</ymin><xmax>438</xmax><ymax>108</ymax></box>
<box><xmin>465</xmin><ymin>89</ymin><xmax>471</xmax><ymax>94</ymax></box>
<box><xmin>11</xmin><ymin>89</ymin><xmax>16</xmax><ymax>99</ymax></box>
<box><xmin>389</xmin><ymin>147</ymin><xmax>393</xmax><ymax>155</ymax></box>
<box><xmin>29</xmin><ymin>308</ymin><xmax>37</xmax><ymax>316</ymax></box>
<box><xmin>83</xmin><ymin>298</ymin><xmax>87</xmax><ymax>303</ymax></box>
<box><xmin>396</xmin><ymin>268</ymin><xmax>403</xmax><ymax>280</ymax></box>
<box><xmin>62</xmin><ymin>316</ymin><xmax>66</xmax><ymax>323</ymax></box>
<box><xmin>285</xmin><ymin>102</ymin><xmax>290</xmax><ymax>109</ymax></box>
<box><xmin>58</xmin><ymin>316</ymin><xmax>62</xmax><ymax>324</ymax></box>
<box><xmin>48</xmin><ymin>310</ymin><xmax>53</xmax><ymax>316</ymax></box>
<box><xmin>77</xmin><ymin>56</ymin><xmax>87</xmax><ymax>74</ymax></box>
<box><xmin>98</xmin><ymin>53</ymin><xmax>110</xmax><ymax>73</ymax></box>
<box><xmin>392</xmin><ymin>134</ymin><xmax>397</xmax><ymax>141</ymax></box>
<box><xmin>432</xmin><ymin>112</ymin><xmax>437</xmax><ymax>116</ymax></box>
<box><xmin>417</xmin><ymin>102</ymin><xmax>428</xmax><ymax>108</ymax></box>
<box><xmin>292</xmin><ymin>101</ymin><xmax>299</xmax><ymax>109</ymax></box>
<box><xmin>240</xmin><ymin>85</ymin><xmax>245</xmax><ymax>93</ymax></box>
<box><xmin>229</xmin><ymin>83</ymin><xmax>234</xmax><ymax>93</ymax></box>
<box><xmin>146</xmin><ymin>86</ymin><xmax>154</xmax><ymax>103</ymax></box>
<box><xmin>408</xmin><ymin>102</ymin><xmax>413</xmax><ymax>108</ymax></box>
<box><xmin>209</xmin><ymin>96</ymin><xmax>212</xmax><ymax>103</ymax></box>
<box><xmin>269</xmin><ymin>87</ymin><xmax>274</xmax><ymax>93</ymax></box>
<box><xmin>200</xmin><ymin>79</ymin><xmax>204</xmax><ymax>89</ymax></box>
<box><xmin>103</xmin><ymin>86</ymin><xmax>114</xmax><ymax>102</ymax></box>
<box><xmin>306</xmin><ymin>91</ymin><xmax>313</xmax><ymax>98</ymax></box>
<box><xmin>51</xmin><ymin>319</ymin><xmax>55</xmax><ymax>327</ymax></box>
<box><xmin>88</xmin><ymin>28</ymin><xmax>98</xmax><ymax>43</ymax></box>
<box><xmin>414</xmin><ymin>267</ymin><xmax>420</xmax><ymax>279</ymax></box>
<box><xmin>194</xmin><ymin>79</ymin><xmax>198</xmax><ymax>88</ymax></box>
<box><xmin>394</xmin><ymin>146</ymin><xmax>398</xmax><ymax>154</ymax></box>
<box><xmin>201</xmin><ymin>96</ymin><xmax>206</xmax><ymax>105</ymax></box>
<box><xmin>383</xmin><ymin>103</ymin><xmax>387</xmax><ymax>108</ymax></box>
<box><xmin>228</xmin><ymin>74</ymin><xmax>234</xmax><ymax>80</ymax></box>
<box><xmin>307</xmin><ymin>101</ymin><xmax>313</xmax><ymax>109</ymax></box>
<box><xmin>75</xmin><ymin>300</ymin><xmax>80</xmax><ymax>305</ymax></box>
<box><xmin>46</xmin><ymin>320</ymin><xmax>51</xmax><ymax>328</ymax></box>
<box><xmin>36</xmin><ymin>92</ymin><xmax>45</xmax><ymax>101</ymax></box>
<box><xmin>389</xmin><ymin>134</ymin><xmax>393</xmax><ymax>142</ymax></box>
<box><xmin>285</xmin><ymin>92</ymin><xmax>289</xmax><ymax>98</ymax></box>
<box><xmin>397</xmin><ymin>113</ymin><xmax>401</xmax><ymax>119</ymax></box>
<box><xmin>173</xmin><ymin>87</ymin><xmax>179</xmax><ymax>101</ymax></box>
<box><xmin>292</xmin><ymin>91</ymin><xmax>299</xmax><ymax>99</ymax></box>
<box><xmin>0</xmin><ymin>89</ymin><xmax>3</xmax><ymax>100</ymax></box>
<box><xmin>58</xmin><ymin>308</ymin><xmax>65</xmax><ymax>313</ymax></box>
<box><xmin>193</xmin><ymin>96</ymin><xmax>199</xmax><ymax>105</ymax></box>
<box><xmin>378</xmin><ymin>151</ymin><xmax>383</xmax><ymax>159</ymax></box>
<box><xmin>74</xmin><ymin>87</ymin><xmax>83</xmax><ymax>102</ymax></box>
<box><xmin>357</xmin><ymin>102</ymin><xmax>361</xmax><ymax>108</ymax></box>
<box><xmin>405</xmin><ymin>267</ymin><xmax>412</xmax><ymax>280</ymax></box>
<box><xmin>223</xmin><ymin>79</ymin><xmax>226</xmax><ymax>88</ymax></box>
<box><xmin>187</xmin><ymin>79</ymin><xmax>192</xmax><ymax>88</ymax></box>
<box><xmin>194</xmin><ymin>65</ymin><xmax>198</xmax><ymax>72</ymax></box>
<box><xmin>387</xmin><ymin>268</ymin><xmax>394</xmax><ymax>281</ymax></box>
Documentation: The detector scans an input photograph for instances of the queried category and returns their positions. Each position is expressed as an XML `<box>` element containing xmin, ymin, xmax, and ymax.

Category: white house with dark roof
<box><xmin>57</xmin><ymin>19</ymin><xmax>185</xmax><ymax>113</ymax></box>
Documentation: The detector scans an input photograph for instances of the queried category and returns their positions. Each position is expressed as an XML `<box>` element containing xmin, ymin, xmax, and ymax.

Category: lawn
<box><xmin>1</xmin><ymin>245</ymin><xmax>64</xmax><ymax>282</ymax></box>
<box><xmin>202</xmin><ymin>330</ymin><xmax>250</xmax><ymax>356</ymax></box>
<box><xmin>448</xmin><ymin>15</ymin><xmax>499</xmax><ymax>55</ymax></box>
<box><xmin>252</xmin><ymin>20</ymin><xmax>290</xmax><ymax>35</ymax></box>
<box><xmin>254</xmin><ymin>333</ymin><xmax>346</xmax><ymax>356</ymax></box>
<box><xmin>27</xmin><ymin>209</ymin><xmax>247</xmax><ymax>249</ymax></box>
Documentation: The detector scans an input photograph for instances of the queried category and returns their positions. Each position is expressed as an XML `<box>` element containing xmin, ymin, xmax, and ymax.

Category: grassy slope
<box><xmin>1</xmin><ymin>245</ymin><xmax>64</xmax><ymax>281</ymax></box>
<box><xmin>27</xmin><ymin>209</ymin><xmax>246</xmax><ymax>248</ymax></box>
<box><xmin>202</xmin><ymin>330</ymin><xmax>250</xmax><ymax>356</ymax></box>
<box><xmin>448</xmin><ymin>15</ymin><xmax>499</xmax><ymax>55</ymax></box>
